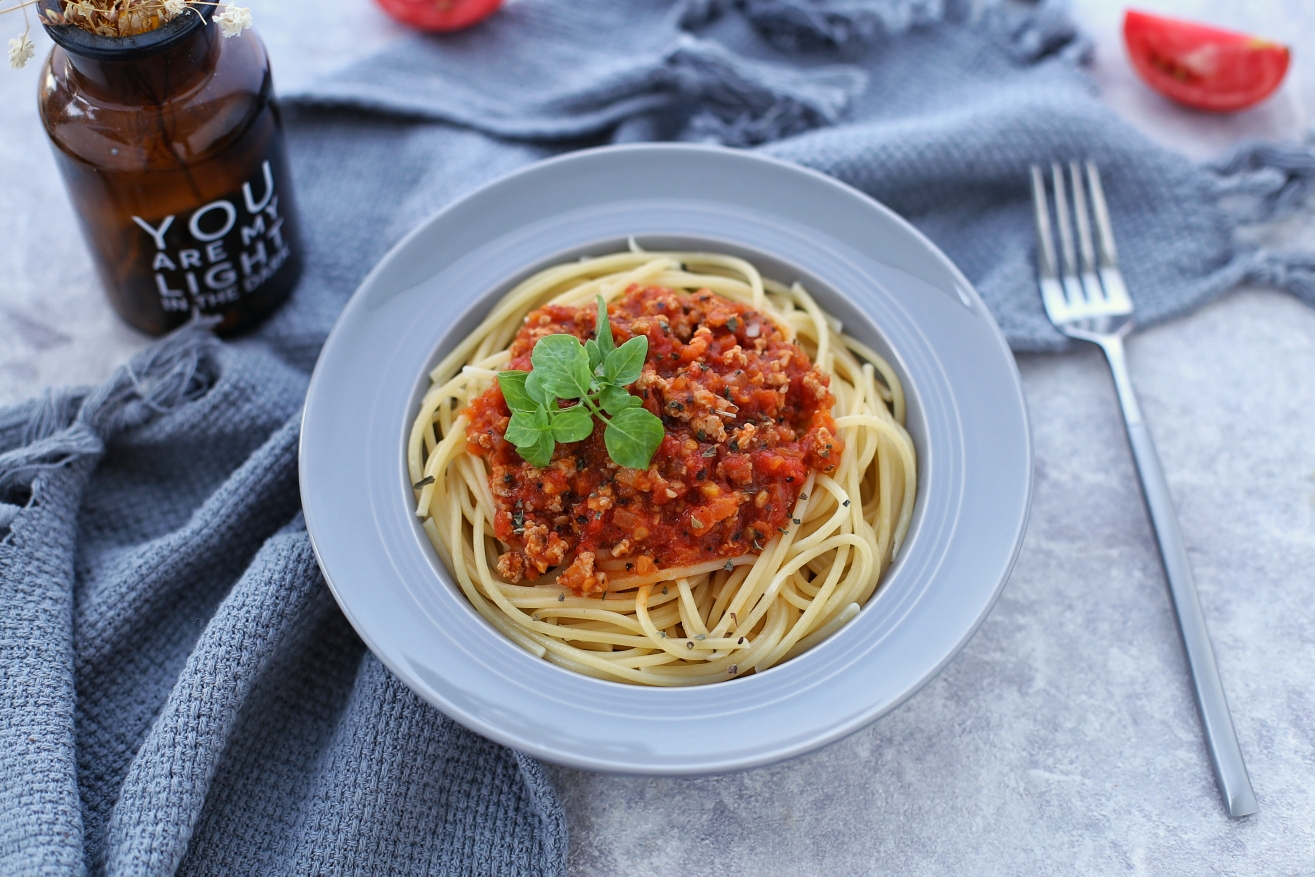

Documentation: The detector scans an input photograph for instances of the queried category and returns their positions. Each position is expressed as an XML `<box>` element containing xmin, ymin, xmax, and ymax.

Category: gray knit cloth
<box><xmin>3</xmin><ymin>1</ymin><xmax>1313</xmax><ymax>874</ymax></box>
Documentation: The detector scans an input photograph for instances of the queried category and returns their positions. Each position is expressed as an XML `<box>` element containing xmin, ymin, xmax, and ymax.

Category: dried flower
<box><xmin>7</xmin><ymin>31</ymin><xmax>33</xmax><ymax>68</ymax></box>
<box><xmin>214</xmin><ymin>4</ymin><xmax>249</xmax><ymax>38</ymax></box>
<box><xmin>2</xmin><ymin>1</ymin><xmax>256</xmax><ymax>71</ymax></box>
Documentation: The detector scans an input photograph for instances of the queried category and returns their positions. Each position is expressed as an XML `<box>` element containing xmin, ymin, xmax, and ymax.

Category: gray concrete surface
<box><xmin>3</xmin><ymin>1</ymin><xmax>1313</xmax><ymax>874</ymax></box>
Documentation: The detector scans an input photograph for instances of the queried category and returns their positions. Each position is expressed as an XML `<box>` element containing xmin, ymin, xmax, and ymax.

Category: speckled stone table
<box><xmin>4</xmin><ymin>2</ymin><xmax>1313</xmax><ymax>874</ymax></box>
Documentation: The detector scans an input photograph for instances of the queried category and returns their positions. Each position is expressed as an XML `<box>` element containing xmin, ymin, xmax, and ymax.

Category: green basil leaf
<box><xmin>602</xmin><ymin>335</ymin><xmax>647</xmax><ymax>387</ymax></box>
<box><xmin>551</xmin><ymin>405</ymin><xmax>594</xmax><ymax>443</ymax></box>
<box><xmin>599</xmin><ymin>384</ymin><xmax>641</xmax><ymax>416</ymax></box>
<box><xmin>524</xmin><ymin>370</ymin><xmax>550</xmax><ymax>405</ymax></box>
<box><xmin>504</xmin><ymin>409</ymin><xmax>549</xmax><ymax>448</ymax></box>
<box><xmin>594</xmin><ymin>295</ymin><xmax>614</xmax><ymax>358</ymax></box>
<box><xmin>604</xmin><ymin>406</ymin><xmax>664</xmax><ymax>470</ymax></box>
<box><xmin>531</xmin><ymin>334</ymin><xmax>592</xmax><ymax>400</ymax></box>
<box><xmin>518</xmin><ymin>429</ymin><xmax>555</xmax><ymax>468</ymax></box>
<box><xmin>497</xmin><ymin>370</ymin><xmax>537</xmax><ymax>413</ymax></box>
<box><xmin>585</xmin><ymin>338</ymin><xmax>603</xmax><ymax>372</ymax></box>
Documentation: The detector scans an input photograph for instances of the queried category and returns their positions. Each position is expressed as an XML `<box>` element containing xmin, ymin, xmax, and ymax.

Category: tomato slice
<box><xmin>374</xmin><ymin>0</ymin><xmax>503</xmax><ymax>32</ymax></box>
<box><xmin>1123</xmin><ymin>10</ymin><xmax>1289</xmax><ymax>112</ymax></box>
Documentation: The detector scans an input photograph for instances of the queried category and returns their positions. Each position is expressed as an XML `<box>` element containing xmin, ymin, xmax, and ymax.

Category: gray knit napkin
<box><xmin>4</xmin><ymin>0</ymin><xmax>1314</xmax><ymax>873</ymax></box>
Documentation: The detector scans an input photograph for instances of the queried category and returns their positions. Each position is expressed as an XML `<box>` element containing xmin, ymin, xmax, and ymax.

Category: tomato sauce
<box><xmin>464</xmin><ymin>285</ymin><xmax>843</xmax><ymax>595</ymax></box>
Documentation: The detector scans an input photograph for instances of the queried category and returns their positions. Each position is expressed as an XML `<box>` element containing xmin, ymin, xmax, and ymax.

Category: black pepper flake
<box><xmin>729</xmin><ymin>440</ymin><xmax>739</xmax><ymax>452</ymax></box>
<box><xmin>727</xmin><ymin>316</ymin><xmax>739</xmax><ymax>332</ymax></box>
<box><xmin>737</xmin><ymin>637</ymin><xmax>745</xmax><ymax>645</ymax></box>
<box><xmin>778</xmin><ymin>527</ymin><xmax>790</xmax><ymax>535</ymax></box>
<box><xmin>702</xmin><ymin>447</ymin><xmax>717</xmax><ymax>458</ymax></box>
<box><xmin>843</xmin><ymin>499</ymin><xmax>851</xmax><ymax>507</ymax></box>
<box><xmin>705</xmin><ymin>546</ymin><xmax>714</xmax><ymax>552</ymax></box>
<box><xmin>668</xmin><ymin>401</ymin><xmax>683</xmax><ymax>411</ymax></box>
<box><xmin>535</xmin><ymin>482</ymin><xmax>544</xmax><ymax>490</ymax></box>
<box><xmin>728</xmin><ymin>664</ymin><xmax>738</xmax><ymax>675</ymax></box>
<box><xmin>670</xmin><ymin>352</ymin><xmax>679</xmax><ymax>360</ymax></box>
<box><xmin>662</xmin><ymin>585</ymin><xmax>668</xmax><ymax>595</ymax></box>
<box><xmin>685</xmin><ymin>641</ymin><xmax>694</xmax><ymax>650</ymax></box>
<box><xmin>723</xmin><ymin>560</ymin><xmax>734</xmax><ymax>572</ymax></box>
<box><xmin>697</xmin><ymin>470</ymin><xmax>707</xmax><ymax>481</ymax></box>
<box><xmin>626</xmin><ymin>563</ymin><xmax>634</xmax><ymax>571</ymax></box>
<box><xmin>576</xmin><ymin>515</ymin><xmax>588</xmax><ymax>525</ymax></box>
<box><xmin>792</xmin><ymin>518</ymin><xmax>801</xmax><ymax>525</ymax></box>
<box><xmin>503</xmin><ymin>474</ymin><xmax>515</xmax><ymax>486</ymax></box>
<box><xmin>799</xmin><ymin>493</ymin><xmax>808</xmax><ymax>500</ymax></box>
<box><xmin>732</xmin><ymin>530</ymin><xmax>743</xmax><ymax>541</ymax></box>
<box><xmin>413</xmin><ymin>476</ymin><xmax>435</xmax><ymax>489</ymax></box>
<box><xmin>753</xmin><ymin>539</ymin><xmax>764</xmax><ymax>551</ymax></box>
<box><xmin>558</xmin><ymin>593</ymin><xmax>565</xmax><ymax>602</ymax></box>
<box><xmin>786</xmin><ymin>476</ymin><xmax>794</xmax><ymax>482</ymax></box>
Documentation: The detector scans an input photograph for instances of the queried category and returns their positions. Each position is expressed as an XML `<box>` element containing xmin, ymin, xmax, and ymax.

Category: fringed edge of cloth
<box><xmin>0</xmin><ymin>319</ymin><xmax>219</xmax><ymax>538</ymax></box>
<box><xmin>1209</xmin><ymin>135</ymin><xmax>1315</xmax><ymax>309</ymax></box>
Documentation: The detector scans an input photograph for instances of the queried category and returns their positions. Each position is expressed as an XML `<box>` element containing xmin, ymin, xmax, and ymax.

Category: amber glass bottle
<box><xmin>38</xmin><ymin>2</ymin><xmax>302</xmax><ymax>336</ymax></box>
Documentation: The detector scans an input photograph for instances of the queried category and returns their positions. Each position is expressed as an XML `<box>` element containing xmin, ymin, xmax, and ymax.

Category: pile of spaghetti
<box><xmin>408</xmin><ymin>250</ymin><xmax>916</xmax><ymax>686</ymax></box>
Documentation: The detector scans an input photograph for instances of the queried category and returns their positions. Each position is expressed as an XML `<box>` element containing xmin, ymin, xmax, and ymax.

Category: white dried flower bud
<box><xmin>214</xmin><ymin>5</ymin><xmax>251</xmax><ymax>38</ymax></box>
<box><xmin>163</xmin><ymin>0</ymin><xmax>188</xmax><ymax>19</ymax></box>
<box><xmin>8</xmin><ymin>32</ymin><xmax>35</xmax><ymax>69</ymax></box>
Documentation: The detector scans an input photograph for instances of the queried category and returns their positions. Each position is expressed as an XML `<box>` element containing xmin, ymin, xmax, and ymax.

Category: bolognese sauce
<box><xmin>464</xmin><ymin>284</ymin><xmax>843</xmax><ymax>596</ymax></box>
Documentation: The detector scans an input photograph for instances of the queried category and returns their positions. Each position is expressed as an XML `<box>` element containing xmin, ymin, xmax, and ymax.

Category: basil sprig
<box><xmin>497</xmin><ymin>296</ymin><xmax>665</xmax><ymax>470</ymax></box>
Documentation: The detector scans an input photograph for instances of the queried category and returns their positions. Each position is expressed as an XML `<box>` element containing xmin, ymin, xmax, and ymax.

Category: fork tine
<box><xmin>1069</xmin><ymin>162</ymin><xmax>1096</xmax><ymax>273</ymax></box>
<box><xmin>1051</xmin><ymin>163</ymin><xmax>1086</xmax><ymax>309</ymax></box>
<box><xmin>1085</xmin><ymin>162</ymin><xmax>1134</xmax><ymax>312</ymax></box>
<box><xmin>1083</xmin><ymin>163</ymin><xmax>1115</xmax><ymax>268</ymax></box>
<box><xmin>1085</xmin><ymin>162</ymin><xmax>1118</xmax><ymax>268</ymax></box>
<box><xmin>1069</xmin><ymin>162</ymin><xmax>1105</xmax><ymax>305</ymax></box>
<box><xmin>1029</xmin><ymin>165</ymin><xmax>1069</xmax><ymax>321</ymax></box>
<box><xmin>1029</xmin><ymin>166</ymin><xmax>1059</xmax><ymax>280</ymax></box>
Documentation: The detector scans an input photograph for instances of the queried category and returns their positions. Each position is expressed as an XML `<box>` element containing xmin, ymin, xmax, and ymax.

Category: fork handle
<box><xmin>1098</xmin><ymin>334</ymin><xmax>1258</xmax><ymax>818</ymax></box>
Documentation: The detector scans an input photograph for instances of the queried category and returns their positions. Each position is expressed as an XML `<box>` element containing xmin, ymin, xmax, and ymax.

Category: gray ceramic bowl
<box><xmin>300</xmin><ymin>144</ymin><xmax>1032</xmax><ymax>775</ymax></box>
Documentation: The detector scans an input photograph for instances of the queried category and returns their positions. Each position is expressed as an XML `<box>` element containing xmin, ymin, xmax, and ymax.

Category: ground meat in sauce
<box><xmin>464</xmin><ymin>284</ymin><xmax>843</xmax><ymax>596</ymax></box>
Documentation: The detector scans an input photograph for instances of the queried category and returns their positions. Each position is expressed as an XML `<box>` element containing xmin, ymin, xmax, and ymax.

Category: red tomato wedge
<box><xmin>1123</xmin><ymin>10</ymin><xmax>1290</xmax><ymax>112</ymax></box>
<box><xmin>374</xmin><ymin>0</ymin><xmax>502</xmax><ymax>32</ymax></box>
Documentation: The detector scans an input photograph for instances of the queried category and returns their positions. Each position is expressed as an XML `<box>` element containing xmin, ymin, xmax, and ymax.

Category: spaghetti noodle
<box><xmin>408</xmin><ymin>249</ymin><xmax>916</xmax><ymax>686</ymax></box>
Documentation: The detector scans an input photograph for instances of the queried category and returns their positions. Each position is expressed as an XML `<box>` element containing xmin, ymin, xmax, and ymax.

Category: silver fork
<box><xmin>1031</xmin><ymin>162</ymin><xmax>1258</xmax><ymax>819</ymax></box>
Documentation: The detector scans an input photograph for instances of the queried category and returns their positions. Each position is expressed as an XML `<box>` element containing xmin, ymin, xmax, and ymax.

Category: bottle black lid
<box><xmin>40</xmin><ymin>0</ymin><xmax>217</xmax><ymax>62</ymax></box>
